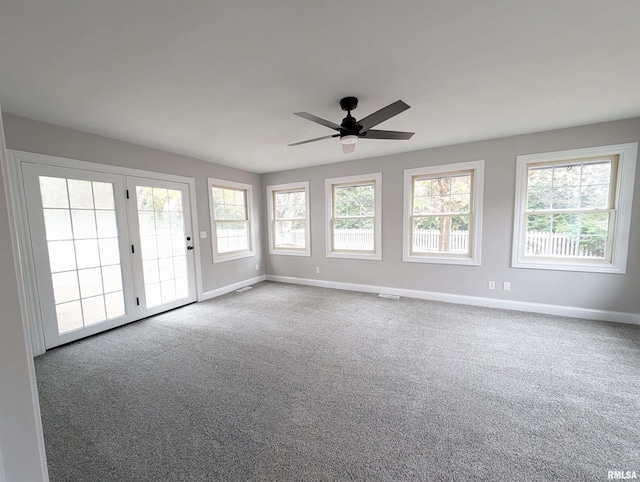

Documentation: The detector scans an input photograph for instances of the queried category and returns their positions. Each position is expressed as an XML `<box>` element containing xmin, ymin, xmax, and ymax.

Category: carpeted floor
<box><xmin>35</xmin><ymin>281</ymin><xmax>640</xmax><ymax>481</ymax></box>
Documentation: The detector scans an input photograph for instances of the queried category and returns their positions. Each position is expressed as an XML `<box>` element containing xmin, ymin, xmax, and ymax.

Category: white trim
<box><xmin>8</xmin><ymin>149</ymin><xmax>198</xmax><ymax>184</ymax></box>
<box><xmin>403</xmin><ymin>160</ymin><xmax>484</xmax><ymax>266</ymax></box>
<box><xmin>512</xmin><ymin>143</ymin><xmax>637</xmax><ymax>273</ymax></box>
<box><xmin>200</xmin><ymin>275</ymin><xmax>266</xmax><ymax>301</ymax></box>
<box><xmin>266</xmin><ymin>181</ymin><xmax>311</xmax><ymax>256</ymax></box>
<box><xmin>0</xmin><ymin>445</ymin><xmax>5</xmax><ymax>482</ymax></box>
<box><xmin>265</xmin><ymin>275</ymin><xmax>640</xmax><ymax>326</ymax></box>
<box><xmin>1</xmin><ymin>126</ymin><xmax>49</xmax><ymax>478</ymax></box>
<box><xmin>208</xmin><ymin>177</ymin><xmax>256</xmax><ymax>264</ymax></box>
<box><xmin>325</xmin><ymin>172</ymin><xmax>382</xmax><ymax>260</ymax></box>
<box><xmin>6</xmin><ymin>153</ymin><xmax>47</xmax><ymax>355</ymax></box>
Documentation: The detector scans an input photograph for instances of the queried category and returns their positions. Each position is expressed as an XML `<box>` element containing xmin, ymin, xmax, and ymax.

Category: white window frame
<box><xmin>325</xmin><ymin>173</ymin><xmax>382</xmax><ymax>260</ymax></box>
<box><xmin>403</xmin><ymin>160</ymin><xmax>484</xmax><ymax>265</ymax></box>
<box><xmin>266</xmin><ymin>181</ymin><xmax>311</xmax><ymax>256</ymax></box>
<box><xmin>512</xmin><ymin>143</ymin><xmax>637</xmax><ymax>273</ymax></box>
<box><xmin>208</xmin><ymin>178</ymin><xmax>256</xmax><ymax>263</ymax></box>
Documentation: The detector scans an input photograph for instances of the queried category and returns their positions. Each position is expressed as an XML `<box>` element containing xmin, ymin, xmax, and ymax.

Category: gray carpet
<box><xmin>35</xmin><ymin>281</ymin><xmax>640</xmax><ymax>481</ymax></box>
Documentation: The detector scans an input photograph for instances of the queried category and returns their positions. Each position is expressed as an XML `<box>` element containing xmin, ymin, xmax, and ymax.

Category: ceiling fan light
<box><xmin>341</xmin><ymin>135</ymin><xmax>358</xmax><ymax>145</ymax></box>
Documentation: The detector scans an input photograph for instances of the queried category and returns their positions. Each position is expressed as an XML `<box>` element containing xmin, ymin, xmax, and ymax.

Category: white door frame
<box><xmin>7</xmin><ymin>149</ymin><xmax>203</xmax><ymax>356</ymax></box>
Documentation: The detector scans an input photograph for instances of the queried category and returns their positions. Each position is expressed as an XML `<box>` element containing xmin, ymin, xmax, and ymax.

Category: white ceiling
<box><xmin>2</xmin><ymin>1</ymin><xmax>640</xmax><ymax>174</ymax></box>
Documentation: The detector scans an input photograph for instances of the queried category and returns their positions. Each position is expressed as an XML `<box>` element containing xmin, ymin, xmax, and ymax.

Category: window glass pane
<box><xmin>48</xmin><ymin>241</ymin><xmax>77</xmax><ymax>273</ymax></box>
<box><xmin>145</xmin><ymin>283</ymin><xmax>162</xmax><ymax>308</ymax></box>
<box><xmin>413</xmin><ymin>174</ymin><xmax>470</xmax><ymax>215</ymax></box>
<box><xmin>101</xmin><ymin>265</ymin><xmax>123</xmax><ymax>293</ymax></box>
<box><xmin>136</xmin><ymin>186</ymin><xmax>154</xmax><ymax>211</ymax></box>
<box><xmin>213</xmin><ymin>187</ymin><xmax>247</xmax><ymax>221</ymax></box>
<box><xmin>581</xmin><ymin>160</ymin><xmax>611</xmax><ymax>185</ymax></box>
<box><xmin>173</xmin><ymin>256</ymin><xmax>187</xmax><ymax>279</ymax></box>
<box><xmin>172</xmin><ymin>234</ymin><xmax>185</xmax><ymax>256</ymax></box>
<box><xmin>71</xmin><ymin>210</ymin><xmax>97</xmax><ymax>239</ymax></box>
<box><xmin>39</xmin><ymin>177</ymin><xmax>69</xmax><ymax>209</ymax></box>
<box><xmin>412</xmin><ymin>216</ymin><xmax>469</xmax><ymax>254</ymax></box>
<box><xmin>274</xmin><ymin>190</ymin><xmax>306</xmax><ymax>220</ymax></box>
<box><xmin>98</xmin><ymin>238</ymin><xmax>120</xmax><ymax>265</ymax></box>
<box><xmin>105</xmin><ymin>291</ymin><xmax>125</xmax><ymax>319</ymax></box>
<box><xmin>157</xmin><ymin>235</ymin><xmax>173</xmax><ymax>258</ymax></box>
<box><xmin>334</xmin><ymin>183</ymin><xmax>374</xmax><ymax>218</ymax></box>
<box><xmin>140</xmin><ymin>235</ymin><xmax>158</xmax><ymax>260</ymax></box>
<box><xmin>525</xmin><ymin>212</ymin><xmax>609</xmax><ymax>258</ymax></box>
<box><xmin>78</xmin><ymin>267</ymin><xmax>103</xmax><ymax>298</ymax></box>
<box><xmin>152</xmin><ymin>188</ymin><xmax>169</xmax><ymax>212</ymax></box>
<box><xmin>68</xmin><ymin>179</ymin><xmax>94</xmax><ymax>209</ymax></box>
<box><xmin>161</xmin><ymin>280</ymin><xmax>176</xmax><ymax>304</ymax></box>
<box><xmin>175</xmin><ymin>279</ymin><xmax>189</xmax><ymax>299</ymax></box>
<box><xmin>82</xmin><ymin>296</ymin><xmax>106</xmax><ymax>325</ymax></box>
<box><xmin>51</xmin><ymin>271</ymin><xmax>80</xmax><ymax>304</ymax></box>
<box><xmin>551</xmin><ymin>185</ymin><xmax>580</xmax><ymax>210</ymax></box>
<box><xmin>96</xmin><ymin>211</ymin><xmax>118</xmax><ymax>238</ymax></box>
<box><xmin>143</xmin><ymin>259</ymin><xmax>160</xmax><ymax>284</ymax></box>
<box><xmin>93</xmin><ymin>182</ymin><xmax>115</xmax><ymax>210</ymax></box>
<box><xmin>158</xmin><ymin>257</ymin><xmax>175</xmax><ymax>281</ymax></box>
<box><xmin>275</xmin><ymin>220</ymin><xmax>306</xmax><ymax>249</ymax></box>
<box><xmin>580</xmin><ymin>183</ymin><xmax>609</xmax><ymax>210</ymax></box>
<box><xmin>55</xmin><ymin>301</ymin><xmax>83</xmax><ymax>333</ymax></box>
<box><xmin>138</xmin><ymin>211</ymin><xmax>156</xmax><ymax>235</ymax></box>
<box><xmin>75</xmin><ymin>239</ymin><xmax>100</xmax><ymax>269</ymax></box>
<box><xmin>170</xmin><ymin>211</ymin><xmax>184</xmax><ymax>232</ymax></box>
<box><xmin>333</xmin><ymin>218</ymin><xmax>374</xmax><ymax>251</ymax></box>
<box><xmin>167</xmin><ymin>189</ymin><xmax>183</xmax><ymax>212</ymax></box>
<box><xmin>215</xmin><ymin>220</ymin><xmax>249</xmax><ymax>253</ymax></box>
<box><xmin>44</xmin><ymin>209</ymin><xmax>73</xmax><ymax>240</ymax></box>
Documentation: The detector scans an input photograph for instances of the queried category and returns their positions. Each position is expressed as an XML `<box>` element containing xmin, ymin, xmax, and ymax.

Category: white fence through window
<box><xmin>525</xmin><ymin>231</ymin><xmax>604</xmax><ymax>258</ymax></box>
<box><xmin>282</xmin><ymin>229</ymin><xmax>604</xmax><ymax>257</ymax></box>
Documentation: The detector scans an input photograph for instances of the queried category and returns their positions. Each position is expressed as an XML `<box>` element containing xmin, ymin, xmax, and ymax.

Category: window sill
<box><xmin>269</xmin><ymin>248</ymin><xmax>310</xmax><ymax>257</ymax></box>
<box><xmin>403</xmin><ymin>254</ymin><xmax>480</xmax><ymax>266</ymax></box>
<box><xmin>326</xmin><ymin>251</ymin><xmax>382</xmax><ymax>261</ymax></box>
<box><xmin>512</xmin><ymin>257</ymin><xmax>625</xmax><ymax>274</ymax></box>
<box><xmin>213</xmin><ymin>250</ymin><xmax>255</xmax><ymax>264</ymax></box>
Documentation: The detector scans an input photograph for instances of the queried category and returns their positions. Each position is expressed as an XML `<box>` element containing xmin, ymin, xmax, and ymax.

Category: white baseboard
<box><xmin>200</xmin><ymin>275</ymin><xmax>266</xmax><ymax>301</ymax></box>
<box><xmin>265</xmin><ymin>275</ymin><xmax>640</xmax><ymax>326</ymax></box>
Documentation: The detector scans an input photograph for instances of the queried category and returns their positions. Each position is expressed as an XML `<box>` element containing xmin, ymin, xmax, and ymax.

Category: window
<box><xmin>325</xmin><ymin>173</ymin><xmax>382</xmax><ymax>260</ymax></box>
<box><xmin>208</xmin><ymin>178</ymin><xmax>255</xmax><ymax>263</ymax></box>
<box><xmin>267</xmin><ymin>181</ymin><xmax>310</xmax><ymax>256</ymax></box>
<box><xmin>403</xmin><ymin>160</ymin><xmax>484</xmax><ymax>265</ymax></box>
<box><xmin>512</xmin><ymin>143</ymin><xmax>637</xmax><ymax>273</ymax></box>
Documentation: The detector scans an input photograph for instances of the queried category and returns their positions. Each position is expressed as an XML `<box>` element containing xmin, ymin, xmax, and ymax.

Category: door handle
<box><xmin>187</xmin><ymin>246</ymin><xmax>194</xmax><ymax>250</ymax></box>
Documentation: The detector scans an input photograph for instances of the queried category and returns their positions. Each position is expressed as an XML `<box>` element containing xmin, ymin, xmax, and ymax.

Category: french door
<box><xmin>21</xmin><ymin>163</ymin><xmax>197</xmax><ymax>349</ymax></box>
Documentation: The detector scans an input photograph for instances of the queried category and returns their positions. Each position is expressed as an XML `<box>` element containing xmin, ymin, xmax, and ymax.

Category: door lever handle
<box><xmin>187</xmin><ymin>246</ymin><xmax>194</xmax><ymax>250</ymax></box>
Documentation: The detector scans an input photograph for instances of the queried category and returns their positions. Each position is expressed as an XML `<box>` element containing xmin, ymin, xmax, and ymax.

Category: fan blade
<box><xmin>358</xmin><ymin>100</ymin><xmax>410</xmax><ymax>132</ymax></box>
<box><xmin>361</xmin><ymin>129</ymin><xmax>414</xmax><ymax>140</ymax></box>
<box><xmin>288</xmin><ymin>134</ymin><xmax>338</xmax><ymax>146</ymax></box>
<box><xmin>342</xmin><ymin>142</ymin><xmax>356</xmax><ymax>154</ymax></box>
<box><xmin>294</xmin><ymin>112</ymin><xmax>343</xmax><ymax>131</ymax></box>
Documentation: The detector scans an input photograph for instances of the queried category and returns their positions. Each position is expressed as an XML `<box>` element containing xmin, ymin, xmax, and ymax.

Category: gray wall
<box><xmin>263</xmin><ymin>118</ymin><xmax>640</xmax><ymax>314</ymax></box>
<box><xmin>2</xmin><ymin>114</ymin><xmax>264</xmax><ymax>295</ymax></box>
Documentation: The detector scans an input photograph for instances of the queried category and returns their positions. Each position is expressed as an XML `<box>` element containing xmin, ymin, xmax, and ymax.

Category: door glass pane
<box><xmin>136</xmin><ymin>186</ymin><xmax>189</xmax><ymax>308</ymax></box>
<box><xmin>38</xmin><ymin>176</ymin><xmax>126</xmax><ymax>334</ymax></box>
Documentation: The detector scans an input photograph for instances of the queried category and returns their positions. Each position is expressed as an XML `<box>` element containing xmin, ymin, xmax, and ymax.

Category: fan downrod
<box><xmin>339</xmin><ymin>96</ymin><xmax>358</xmax><ymax>112</ymax></box>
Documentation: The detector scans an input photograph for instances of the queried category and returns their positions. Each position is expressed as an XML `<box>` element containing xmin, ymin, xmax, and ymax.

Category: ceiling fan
<box><xmin>288</xmin><ymin>97</ymin><xmax>415</xmax><ymax>154</ymax></box>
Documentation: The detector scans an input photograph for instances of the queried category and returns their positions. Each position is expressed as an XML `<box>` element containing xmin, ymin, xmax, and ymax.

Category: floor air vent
<box><xmin>378</xmin><ymin>293</ymin><xmax>400</xmax><ymax>300</ymax></box>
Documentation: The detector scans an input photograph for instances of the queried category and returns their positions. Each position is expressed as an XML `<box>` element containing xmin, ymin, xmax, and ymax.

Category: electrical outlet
<box><xmin>503</xmin><ymin>282</ymin><xmax>511</xmax><ymax>291</ymax></box>
<box><xmin>200</xmin><ymin>231</ymin><xmax>207</xmax><ymax>238</ymax></box>
<box><xmin>255</xmin><ymin>264</ymin><xmax>259</xmax><ymax>271</ymax></box>
<box><xmin>488</xmin><ymin>281</ymin><xmax>495</xmax><ymax>290</ymax></box>
<box><xmin>315</xmin><ymin>267</ymin><xmax>320</xmax><ymax>274</ymax></box>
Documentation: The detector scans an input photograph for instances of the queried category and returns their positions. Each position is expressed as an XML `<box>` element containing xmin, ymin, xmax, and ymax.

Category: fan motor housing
<box><xmin>339</xmin><ymin>96</ymin><xmax>358</xmax><ymax>112</ymax></box>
